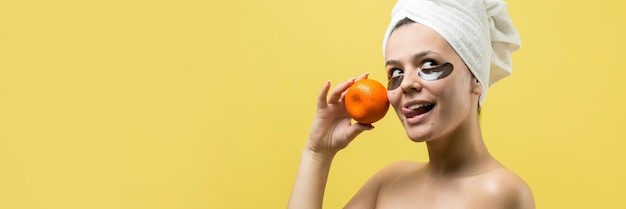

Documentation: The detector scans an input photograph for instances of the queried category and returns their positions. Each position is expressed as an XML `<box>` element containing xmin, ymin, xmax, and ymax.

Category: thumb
<box><xmin>346</xmin><ymin>123</ymin><xmax>375</xmax><ymax>141</ymax></box>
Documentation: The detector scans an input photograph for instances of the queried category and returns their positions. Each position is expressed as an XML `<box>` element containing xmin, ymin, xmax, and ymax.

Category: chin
<box><xmin>397</xmin><ymin>110</ymin><xmax>440</xmax><ymax>143</ymax></box>
<box><xmin>405</xmin><ymin>130</ymin><xmax>433</xmax><ymax>143</ymax></box>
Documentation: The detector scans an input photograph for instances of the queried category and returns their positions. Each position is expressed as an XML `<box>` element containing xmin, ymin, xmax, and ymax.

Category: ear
<box><xmin>471</xmin><ymin>77</ymin><xmax>483</xmax><ymax>96</ymax></box>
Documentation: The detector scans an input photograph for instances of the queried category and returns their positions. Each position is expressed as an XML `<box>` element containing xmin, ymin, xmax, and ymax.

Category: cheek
<box><xmin>437</xmin><ymin>76</ymin><xmax>471</xmax><ymax>104</ymax></box>
<box><xmin>387</xmin><ymin>90</ymin><xmax>402</xmax><ymax>110</ymax></box>
<box><xmin>427</xmin><ymin>82</ymin><xmax>449</xmax><ymax>97</ymax></box>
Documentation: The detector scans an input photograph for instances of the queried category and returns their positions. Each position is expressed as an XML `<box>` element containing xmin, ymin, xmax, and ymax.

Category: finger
<box><xmin>328</xmin><ymin>77</ymin><xmax>355</xmax><ymax>104</ymax></box>
<box><xmin>355</xmin><ymin>73</ymin><xmax>370</xmax><ymax>82</ymax></box>
<box><xmin>345</xmin><ymin>123</ymin><xmax>375</xmax><ymax>143</ymax></box>
<box><xmin>317</xmin><ymin>80</ymin><xmax>331</xmax><ymax>109</ymax></box>
<box><xmin>338</xmin><ymin>90</ymin><xmax>348</xmax><ymax>103</ymax></box>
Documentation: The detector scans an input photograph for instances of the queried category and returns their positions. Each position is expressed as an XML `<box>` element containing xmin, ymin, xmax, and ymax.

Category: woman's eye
<box><xmin>418</xmin><ymin>62</ymin><xmax>454</xmax><ymax>81</ymax></box>
<box><xmin>390</xmin><ymin>68</ymin><xmax>403</xmax><ymax>77</ymax></box>
<box><xmin>387</xmin><ymin>68</ymin><xmax>403</xmax><ymax>90</ymax></box>
<box><xmin>421</xmin><ymin>60</ymin><xmax>438</xmax><ymax>68</ymax></box>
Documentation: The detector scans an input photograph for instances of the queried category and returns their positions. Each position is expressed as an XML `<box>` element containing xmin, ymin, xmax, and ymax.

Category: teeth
<box><xmin>408</xmin><ymin>103</ymin><xmax>433</xmax><ymax>110</ymax></box>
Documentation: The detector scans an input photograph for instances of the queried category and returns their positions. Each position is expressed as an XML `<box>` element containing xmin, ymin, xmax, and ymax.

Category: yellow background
<box><xmin>1</xmin><ymin>0</ymin><xmax>625</xmax><ymax>208</ymax></box>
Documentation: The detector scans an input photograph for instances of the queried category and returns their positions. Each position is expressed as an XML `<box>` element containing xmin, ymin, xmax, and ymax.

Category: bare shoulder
<box><xmin>472</xmin><ymin>168</ymin><xmax>535</xmax><ymax>209</ymax></box>
<box><xmin>344</xmin><ymin>161</ymin><xmax>424</xmax><ymax>209</ymax></box>
<box><xmin>358</xmin><ymin>160</ymin><xmax>425</xmax><ymax>186</ymax></box>
<box><xmin>379</xmin><ymin>160</ymin><xmax>425</xmax><ymax>178</ymax></box>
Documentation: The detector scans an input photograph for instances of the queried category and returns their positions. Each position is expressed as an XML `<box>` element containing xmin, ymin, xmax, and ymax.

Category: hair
<box><xmin>392</xmin><ymin>17</ymin><xmax>416</xmax><ymax>33</ymax></box>
<box><xmin>389</xmin><ymin>17</ymin><xmax>482</xmax><ymax>116</ymax></box>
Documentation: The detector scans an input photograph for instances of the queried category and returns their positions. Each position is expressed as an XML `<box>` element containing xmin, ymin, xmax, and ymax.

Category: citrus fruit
<box><xmin>345</xmin><ymin>79</ymin><xmax>389</xmax><ymax>124</ymax></box>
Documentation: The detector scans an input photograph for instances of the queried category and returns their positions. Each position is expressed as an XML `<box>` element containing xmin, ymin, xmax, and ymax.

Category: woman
<box><xmin>288</xmin><ymin>0</ymin><xmax>534</xmax><ymax>208</ymax></box>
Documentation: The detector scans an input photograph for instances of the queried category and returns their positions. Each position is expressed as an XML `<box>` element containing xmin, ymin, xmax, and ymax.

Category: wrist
<box><xmin>302</xmin><ymin>147</ymin><xmax>336</xmax><ymax>165</ymax></box>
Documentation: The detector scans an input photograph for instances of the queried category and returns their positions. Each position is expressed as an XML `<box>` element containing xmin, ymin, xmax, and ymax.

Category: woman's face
<box><xmin>385</xmin><ymin>23</ymin><xmax>481</xmax><ymax>142</ymax></box>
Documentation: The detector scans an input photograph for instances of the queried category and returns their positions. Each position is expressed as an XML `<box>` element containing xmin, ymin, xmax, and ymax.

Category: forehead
<box><xmin>385</xmin><ymin>23</ymin><xmax>454</xmax><ymax>61</ymax></box>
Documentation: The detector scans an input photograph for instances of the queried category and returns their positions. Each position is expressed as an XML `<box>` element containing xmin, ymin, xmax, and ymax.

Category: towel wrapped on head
<box><xmin>382</xmin><ymin>0</ymin><xmax>521</xmax><ymax>105</ymax></box>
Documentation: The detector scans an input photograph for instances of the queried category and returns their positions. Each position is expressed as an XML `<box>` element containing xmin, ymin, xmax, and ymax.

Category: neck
<box><xmin>425</xmin><ymin>116</ymin><xmax>495</xmax><ymax>176</ymax></box>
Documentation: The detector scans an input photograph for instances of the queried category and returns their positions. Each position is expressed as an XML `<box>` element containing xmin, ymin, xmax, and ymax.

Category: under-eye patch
<box><xmin>418</xmin><ymin>62</ymin><xmax>454</xmax><ymax>81</ymax></box>
<box><xmin>387</xmin><ymin>62</ymin><xmax>454</xmax><ymax>90</ymax></box>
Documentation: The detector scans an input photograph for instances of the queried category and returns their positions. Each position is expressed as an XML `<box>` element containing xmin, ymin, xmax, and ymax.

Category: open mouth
<box><xmin>403</xmin><ymin>103</ymin><xmax>435</xmax><ymax>118</ymax></box>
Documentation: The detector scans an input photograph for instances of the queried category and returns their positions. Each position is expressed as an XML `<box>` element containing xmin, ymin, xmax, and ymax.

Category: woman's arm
<box><xmin>287</xmin><ymin>149</ymin><xmax>335</xmax><ymax>209</ymax></box>
<box><xmin>287</xmin><ymin>75</ymin><xmax>373</xmax><ymax>209</ymax></box>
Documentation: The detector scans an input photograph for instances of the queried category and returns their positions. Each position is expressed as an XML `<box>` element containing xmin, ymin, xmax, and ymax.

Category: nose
<box><xmin>399</xmin><ymin>70</ymin><xmax>423</xmax><ymax>93</ymax></box>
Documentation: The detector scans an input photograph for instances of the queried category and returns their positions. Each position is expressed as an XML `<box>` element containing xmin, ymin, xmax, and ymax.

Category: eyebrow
<box><xmin>385</xmin><ymin>50</ymin><xmax>437</xmax><ymax>67</ymax></box>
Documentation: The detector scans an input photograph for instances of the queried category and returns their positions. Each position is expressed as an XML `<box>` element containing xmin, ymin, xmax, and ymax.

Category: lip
<box><xmin>401</xmin><ymin>100</ymin><xmax>435</xmax><ymax>125</ymax></box>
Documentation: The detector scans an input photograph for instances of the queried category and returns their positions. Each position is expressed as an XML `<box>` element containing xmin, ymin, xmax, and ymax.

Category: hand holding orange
<box><xmin>344</xmin><ymin>79</ymin><xmax>389</xmax><ymax>124</ymax></box>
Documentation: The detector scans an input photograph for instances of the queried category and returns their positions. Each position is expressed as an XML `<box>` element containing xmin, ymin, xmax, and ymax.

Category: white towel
<box><xmin>382</xmin><ymin>0</ymin><xmax>521</xmax><ymax>104</ymax></box>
